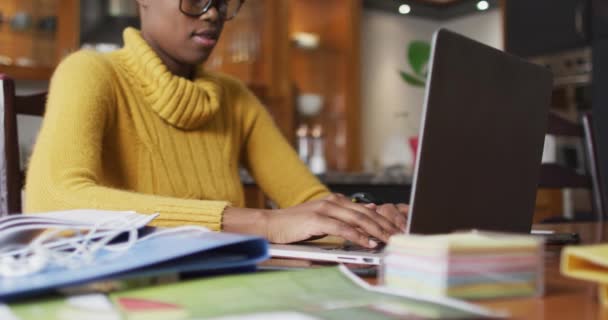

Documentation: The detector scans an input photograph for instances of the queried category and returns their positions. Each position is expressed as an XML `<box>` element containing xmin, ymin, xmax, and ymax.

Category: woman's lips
<box><xmin>192</xmin><ymin>31</ymin><xmax>218</xmax><ymax>47</ymax></box>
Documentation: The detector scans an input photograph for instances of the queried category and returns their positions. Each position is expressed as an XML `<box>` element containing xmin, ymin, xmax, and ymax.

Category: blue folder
<box><xmin>0</xmin><ymin>231</ymin><xmax>268</xmax><ymax>300</ymax></box>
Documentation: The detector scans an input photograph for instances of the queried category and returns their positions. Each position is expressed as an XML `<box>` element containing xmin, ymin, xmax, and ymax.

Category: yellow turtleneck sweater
<box><xmin>25</xmin><ymin>28</ymin><xmax>330</xmax><ymax>230</ymax></box>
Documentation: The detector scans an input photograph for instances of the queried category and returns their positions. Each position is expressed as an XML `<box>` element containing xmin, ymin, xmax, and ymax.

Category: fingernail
<box><xmin>368</xmin><ymin>239</ymin><xmax>378</xmax><ymax>248</ymax></box>
<box><xmin>364</xmin><ymin>203</ymin><xmax>376</xmax><ymax>209</ymax></box>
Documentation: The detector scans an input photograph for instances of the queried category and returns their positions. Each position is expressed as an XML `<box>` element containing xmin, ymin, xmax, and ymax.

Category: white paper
<box><xmin>209</xmin><ymin>312</ymin><xmax>321</xmax><ymax>320</ymax></box>
<box><xmin>338</xmin><ymin>265</ymin><xmax>507</xmax><ymax>318</ymax></box>
<box><xmin>0</xmin><ymin>304</ymin><xmax>20</xmax><ymax>320</ymax></box>
<box><xmin>0</xmin><ymin>79</ymin><xmax>7</xmax><ymax>217</ymax></box>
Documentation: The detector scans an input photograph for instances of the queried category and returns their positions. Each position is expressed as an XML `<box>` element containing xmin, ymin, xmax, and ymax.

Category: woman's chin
<box><xmin>183</xmin><ymin>50</ymin><xmax>214</xmax><ymax>66</ymax></box>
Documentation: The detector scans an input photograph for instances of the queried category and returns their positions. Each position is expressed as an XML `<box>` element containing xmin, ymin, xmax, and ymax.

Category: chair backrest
<box><xmin>582</xmin><ymin>112</ymin><xmax>606</xmax><ymax>220</ymax></box>
<box><xmin>0</xmin><ymin>74</ymin><xmax>46</xmax><ymax>216</ymax></box>
<box><xmin>539</xmin><ymin>112</ymin><xmax>591</xmax><ymax>189</ymax></box>
<box><xmin>538</xmin><ymin>111</ymin><xmax>605</xmax><ymax>221</ymax></box>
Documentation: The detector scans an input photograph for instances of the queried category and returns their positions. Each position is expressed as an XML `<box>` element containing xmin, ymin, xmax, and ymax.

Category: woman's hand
<box><xmin>223</xmin><ymin>194</ymin><xmax>408</xmax><ymax>248</ymax></box>
<box><xmin>367</xmin><ymin>203</ymin><xmax>409</xmax><ymax>232</ymax></box>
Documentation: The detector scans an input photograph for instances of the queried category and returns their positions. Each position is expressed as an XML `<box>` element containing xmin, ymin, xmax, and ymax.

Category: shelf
<box><xmin>0</xmin><ymin>0</ymin><xmax>80</xmax><ymax>81</ymax></box>
<box><xmin>0</xmin><ymin>65</ymin><xmax>54</xmax><ymax>81</ymax></box>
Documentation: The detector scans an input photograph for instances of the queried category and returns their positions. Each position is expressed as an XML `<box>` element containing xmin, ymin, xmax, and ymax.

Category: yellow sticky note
<box><xmin>561</xmin><ymin>244</ymin><xmax>608</xmax><ymax>306</ymax></box>
<box><xmin>561</xmin><ymin>244</ymin><xmax>608</xmax><ymax>284</ymax></box>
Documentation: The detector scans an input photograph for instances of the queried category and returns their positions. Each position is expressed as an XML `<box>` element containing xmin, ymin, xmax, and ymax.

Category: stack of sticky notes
<box><xmin>381</xmin><ymin>232</ymin><xmax>544</xmax><ymax>300</ymax></box>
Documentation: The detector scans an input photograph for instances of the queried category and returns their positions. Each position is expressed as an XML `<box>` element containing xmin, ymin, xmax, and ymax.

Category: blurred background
<box><xmin>1</xmin><ymin>0</ymin><xmax>607</xmax><ymax>224</ymax></box>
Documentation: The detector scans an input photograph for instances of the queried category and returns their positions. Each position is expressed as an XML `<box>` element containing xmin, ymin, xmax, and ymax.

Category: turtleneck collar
<box><xmin>118</xmin><ymin>27</ymin><xmax>223</xmax><ymax>130</ymax></box>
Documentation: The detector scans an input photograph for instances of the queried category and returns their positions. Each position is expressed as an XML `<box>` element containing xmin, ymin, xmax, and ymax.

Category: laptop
<box><xmin>270</xmin><ymin>29</ymin><xmax>553</xmax><ymax>265</ymax></box>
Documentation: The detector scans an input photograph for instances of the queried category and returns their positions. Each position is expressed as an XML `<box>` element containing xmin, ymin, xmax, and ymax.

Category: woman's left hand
<box><xmin>365</xmin><ymin>203</ymin><xmax>409</xmax><ymax>232</ymax></box>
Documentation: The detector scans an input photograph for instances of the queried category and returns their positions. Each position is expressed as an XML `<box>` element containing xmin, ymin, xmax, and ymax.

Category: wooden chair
<box><xmin>0</xmin><ymin>74</ymin><xmax>47</xmax><ymax>215</ymax></box>
<box><xmin>538</xmin><ymin>112</ymin><xmax>605</xmax><ymax>221</ymax></box>
<box><xmin>582</xmin><ymin>112</ymin><xmax>606</xmax><ymax>221</ymax></box>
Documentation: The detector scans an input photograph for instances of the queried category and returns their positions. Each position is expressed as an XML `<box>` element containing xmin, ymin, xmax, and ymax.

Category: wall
<box><xmin>361</xmin><ymin>11</ymin><xmax>436</xmax><ymax>171</ymax></box>
<box><xmin>360</xmin><ymin>9</ymin><xmax>503</xmax><ymax>171</ymax></box>
<box><xmin>442</xmin><ymin>9</ymin><xmax>504</xmax><ymax>50</ymax></box>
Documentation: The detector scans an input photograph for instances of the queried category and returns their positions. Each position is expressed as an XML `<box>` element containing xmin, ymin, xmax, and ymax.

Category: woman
<box><xmin>25</xmin><ymin>0</ymin><xmax>408</xmax><ymax>248</ymax></box>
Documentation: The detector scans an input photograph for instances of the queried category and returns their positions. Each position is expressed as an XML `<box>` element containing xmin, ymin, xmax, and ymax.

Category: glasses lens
<box><xmin>181</xmin><ymin>0</ymin><xmax>207</xmax><ymax>16</ymax></box>
<box><xmin>180</xmin><ymin>0</ymin><xmax>241</xmax><ymax>20</ymax></box>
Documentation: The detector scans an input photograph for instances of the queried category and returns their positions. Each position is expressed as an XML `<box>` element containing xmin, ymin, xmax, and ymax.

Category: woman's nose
<box><xmin>200</xmin><ymin>2</ymin><xmax>220</xmax><ymax>22</ymax></box>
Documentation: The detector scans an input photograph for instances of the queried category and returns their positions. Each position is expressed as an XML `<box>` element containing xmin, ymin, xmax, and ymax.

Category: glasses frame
<box><xmin>179</xmin><ymin>0</ymin><xmax>245</xmax><ymax>21</ymax></box>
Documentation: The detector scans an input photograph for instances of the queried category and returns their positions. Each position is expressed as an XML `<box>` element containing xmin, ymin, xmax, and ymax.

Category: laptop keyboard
<box><xmin>321</xmin><ymin>241</ymin><xmax>385</xmax><ymax>254</ymax></box>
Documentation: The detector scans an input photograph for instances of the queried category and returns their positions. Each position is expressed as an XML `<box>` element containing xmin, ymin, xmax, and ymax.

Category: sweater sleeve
<box><xmin>24</xmin><ymin>51</ymin><xmax>227</xmax><ymax>230</ymax></box>
<box><xmin>239</xmin><ymin>87</ymin><xmax>331</xmax><ymax>208</ymax></box>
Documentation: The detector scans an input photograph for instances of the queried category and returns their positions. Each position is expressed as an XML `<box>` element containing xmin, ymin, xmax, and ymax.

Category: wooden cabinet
<box><xmin>503</xmin><ymin>0</ymin><xmax>592</xmax><ymax>58</ymax></box>
<box><xmin>209</xmin><ymin>0</ymin><xmax>362</xmax><ymax>172</ymax></box>
<box><xmin>1</xmin><ymin>1</ymin><xmax>362</xmax><ymax>171</ymax></box>
<box><xmin>1</xmin><ymin>0</ymin><xmax>363</xmax><ymax>210</ymax></box>
<box><xmin>207</xmin><ymin>0</ymin><xmax>295</xmax><ymax>142</ymax></box>
<box><xmin>289</xmin><ymin>0</ymin><xmax>362</xmax><ymax>172</ymax></box>
<box><xmin>209</xmin><ymin>0</ymin><xmax>363</xmax><ymax>207</ymax></box>
<box><xmin>0</xmin><ymin>0</ymin><xmax>79</xmax><ymax>80</ymax></box>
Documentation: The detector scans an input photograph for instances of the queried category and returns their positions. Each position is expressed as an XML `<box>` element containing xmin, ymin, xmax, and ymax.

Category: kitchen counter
<box><xmin>241</xmin><ymin>170</ymin><xmax>412</xmax><ymax>204</ymax></box>
<box><xmin>240</xmin><ymin>170</ymin><xmax>412</xmax><ymax>185</ymax></box>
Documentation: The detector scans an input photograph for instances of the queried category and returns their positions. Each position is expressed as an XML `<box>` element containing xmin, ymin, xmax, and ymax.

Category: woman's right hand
<box><xmin>223</xmin><ymin>194</ymin><xmax>404</xmax><ymax>248</ymax></box>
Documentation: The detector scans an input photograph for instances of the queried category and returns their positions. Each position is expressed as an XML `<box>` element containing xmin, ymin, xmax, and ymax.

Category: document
<box><xmin>8</xmin><ymin>266</ymin><xmax>498</xmax><ymax>319</ymax></box>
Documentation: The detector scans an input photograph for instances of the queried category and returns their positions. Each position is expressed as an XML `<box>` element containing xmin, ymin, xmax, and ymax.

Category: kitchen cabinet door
<box><xmin>504</xmin><ymin>0</ymin><xmax>592</xmax><ymax>57</ymax></box>
<box><xmin>0</xmin><ymin>0</ymin><xmax>79</xmax><ymax>80</ymax></box>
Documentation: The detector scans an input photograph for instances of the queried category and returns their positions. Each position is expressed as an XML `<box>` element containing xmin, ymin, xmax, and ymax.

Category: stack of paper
<box><xmin>5</xmin><ymin>266</ymin><xmax>499</xmax><ymax>319</ymax></box>
<box><xmin>382</xmin><ymin>232</ymin><xmax>544</xmax><ymax>300</ymax></box>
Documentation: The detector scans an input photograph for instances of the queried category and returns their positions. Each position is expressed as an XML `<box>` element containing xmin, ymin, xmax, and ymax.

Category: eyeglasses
<box><xmin>179</xmin><ymin>0</ymin><xmax>244</xmax><ymax>21</ymax></box>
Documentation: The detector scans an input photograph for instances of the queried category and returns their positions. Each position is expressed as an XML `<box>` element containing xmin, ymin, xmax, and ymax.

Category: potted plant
<box><xmin>399</xmin><ymin>40</ymin><xmax>431</xmax><ymax>87</ymax></box>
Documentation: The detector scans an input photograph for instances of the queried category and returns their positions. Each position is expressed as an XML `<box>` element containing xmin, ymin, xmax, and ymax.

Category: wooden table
<box><xmin>477</xmin><ymin>223</ymin><xmax>606</xmax><ymax>319</ymax></box>
<box><xmin>264</xmin><ymin>223</ymin><xmax>606</xmax><ymax>318</ymax></box>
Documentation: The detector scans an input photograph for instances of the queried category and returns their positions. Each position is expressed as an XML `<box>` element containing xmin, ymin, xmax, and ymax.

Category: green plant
<box><xmin>399</xmin><ymin>40</ymin><xmax>431</xmax><ymax>87</ymax></box>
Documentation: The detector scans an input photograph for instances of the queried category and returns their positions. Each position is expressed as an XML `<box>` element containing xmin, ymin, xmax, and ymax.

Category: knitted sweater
<box><xmin>24</xmin><ymin>28</ymin><xmax>329</xmax><ymax>230</ymax></box>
